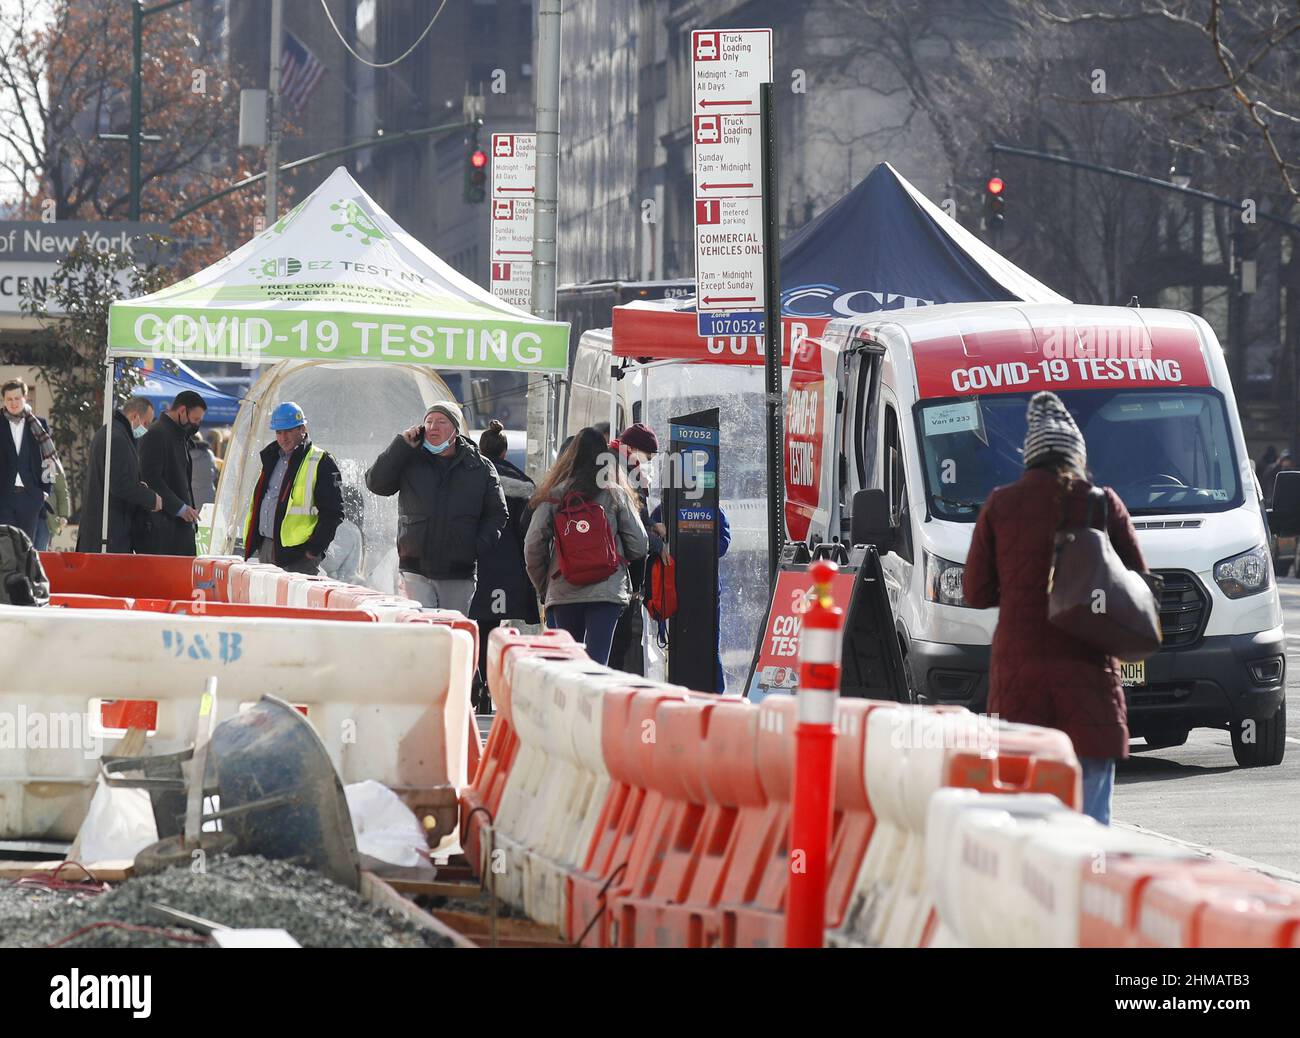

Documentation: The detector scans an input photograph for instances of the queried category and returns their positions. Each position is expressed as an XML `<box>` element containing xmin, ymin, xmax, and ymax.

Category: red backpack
<box><xmin>551</xmin><ymin>491</ymin><xmax>623</xmax><ymax>586</ymax></box>
<box><xmin>645</xmin><ymin>553</ymin><xmax>677</xmax><ymax>623</ymax></box>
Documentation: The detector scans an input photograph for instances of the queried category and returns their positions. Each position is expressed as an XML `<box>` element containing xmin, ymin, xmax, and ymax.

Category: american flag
<box><xmin>280</xmin><ymin>32</ymin><xmax>325</xmax><ymax>115</ymax></box>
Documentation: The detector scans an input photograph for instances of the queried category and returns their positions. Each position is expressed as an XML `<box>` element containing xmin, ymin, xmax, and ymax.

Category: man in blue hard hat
<box><xmin>241</xmin><ymin>401</ymin><xmax>344</xmax><ymax>575</ymax></box>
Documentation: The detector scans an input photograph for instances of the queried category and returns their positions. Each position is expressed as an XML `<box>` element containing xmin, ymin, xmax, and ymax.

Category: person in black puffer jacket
<box><xmin>365</xmin><ymin>400</ymin><xmax>507</xmax><ymax>614</ymax></box>
<box><xmin>469</xmin><ymin>420</ymin><xmax>541</xmax><ymax>695</ymax></box>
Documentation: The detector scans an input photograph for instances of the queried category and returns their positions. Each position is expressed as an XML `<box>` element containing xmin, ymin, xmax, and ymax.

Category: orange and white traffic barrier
<box><xmin>607</xmin><ymin>694</ymin><xmax>721</xmax><ymax>947</ymax></box>
<box><xmin>827</xmin><ymin>702</ymin><xmax>1084</xmax><ymax>948</ymax></box>
<box><xmin>564</xmin><ymin>685</ymin><xmax>685</xmax><ymax>946</ymax></box>
<box><xmin>0</xmin><ymin>604</ymin><xmax>473</xmax><ymax>846</ymax></box>
<box><xmin>487</xmin><ymin>651</ymin><xmax>677</xmax><ymax>930</ymax></box>
<box><xmin>459</xmin><ymin>628</ymin><xmax>586</xmax><ymax>874</ymax></box>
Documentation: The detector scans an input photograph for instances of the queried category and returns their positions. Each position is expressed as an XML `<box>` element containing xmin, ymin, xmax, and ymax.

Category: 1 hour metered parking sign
<box><xmin>490</xmin><ymin>133</ymin><xmax>536</xmax><ymax>310</ymax></box>
<box><xmin>691</xmin><ymin>28</ymin><xmax>772</xmax><ymax>339</ymax></box>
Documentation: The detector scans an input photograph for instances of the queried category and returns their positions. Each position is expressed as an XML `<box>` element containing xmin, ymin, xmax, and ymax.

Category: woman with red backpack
<box><xmin>524</xmin><ymin>427</ymin><xmax>649</xmax><ymax>665</ymax></box>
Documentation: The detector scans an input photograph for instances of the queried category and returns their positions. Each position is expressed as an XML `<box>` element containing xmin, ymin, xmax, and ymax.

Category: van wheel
<box><xmin>1142</xmin><ymin>729</ymin><xmax>1189</xmax><ymax>750</ymax></box>
<box><xmin>899</xmin><ymin>639</ymin><xmax>920</xmax><ymax>705</ymax></box>
<box><xmin>1231</xmin><ymin>701</ymin><xmax>1287</xmax><ymax>767</ymax></box>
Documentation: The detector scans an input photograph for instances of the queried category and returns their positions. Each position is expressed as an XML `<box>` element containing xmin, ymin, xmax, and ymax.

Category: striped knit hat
<box><xmin>1023</xmin><ymin>391</ymin><xmax>1086</xmax><ymax>471</ymax></box>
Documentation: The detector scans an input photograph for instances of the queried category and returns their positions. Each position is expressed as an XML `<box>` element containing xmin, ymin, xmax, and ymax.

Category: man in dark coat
<box><xmin>469</xmin><ymin>421</ymin><xmax>540</xmax><ymax>699</ymax></box>
<box><xmin>77</xmin><ymin>397</ymin><xmax>162</xmax><ymax>553</ymax></box>
<box><xmin>607</xmin><ymin>424</ymin><xmax>664</xmax><ymax>675</ymax></box>
<box><xmin>1</xmin><ymin>378</ymin><xmax>55</xmax><ymax>541</ymax></box>
<box><xmin>241</xmin><ymin>402</ymin><xmax>344</xmax><ymax>575</ymax></box>
<box><xmin>138</xmin><ymin>390</ymin><xmax>206</xmax><ymax>556</ymax></box>
<box><xmin>365</xmin><ymin>400</ymin><xmax>507</xmax><ymax>614</ymax></box>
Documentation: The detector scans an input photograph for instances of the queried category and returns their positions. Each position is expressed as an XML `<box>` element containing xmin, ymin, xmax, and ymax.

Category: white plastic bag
<box><xmin>344</xmin><ymin>780</ymin><xmax>429</xmax><ymax>867</ymax></box>
<box><xmin>75</xmin><ymin>779</ymin><xmax>158</xmax><ymax>863</ymax></box>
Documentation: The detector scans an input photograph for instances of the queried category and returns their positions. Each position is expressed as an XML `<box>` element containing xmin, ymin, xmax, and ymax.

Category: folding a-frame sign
<box><xmin>101</xmin><ymin>167</ymin><xmax>569</xmax><ymax>549</ymax></box>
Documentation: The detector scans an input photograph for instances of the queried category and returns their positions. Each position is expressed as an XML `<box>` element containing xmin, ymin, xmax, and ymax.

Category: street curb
<box><xmin>1115</xmin><ymin>819</ymin><xmax>1300</xmax><ymax>888</ymax></box>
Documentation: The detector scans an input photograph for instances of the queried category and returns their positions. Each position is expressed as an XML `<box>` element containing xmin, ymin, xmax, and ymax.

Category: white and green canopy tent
<box><xmin>100</xmin><ymin>166</ymin><xmax>569</xmax><ymax>554</ymax></box>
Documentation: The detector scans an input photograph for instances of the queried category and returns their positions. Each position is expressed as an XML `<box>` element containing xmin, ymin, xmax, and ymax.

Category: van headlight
<box><xmin>1213</xmin><ymin>544</ymin><xmax>1271</xmax><ymax>598</ymax></box>
<box><xmin>924</xmin><ymin>551</ymin><xmax>969</xmax><ymax>607</ymax></box>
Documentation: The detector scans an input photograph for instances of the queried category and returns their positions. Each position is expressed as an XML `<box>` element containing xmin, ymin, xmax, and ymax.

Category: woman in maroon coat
<box><xmin>963</xmin><ymin>391</ymin><xmax>1146</xmax><ymax>825</ymax></box>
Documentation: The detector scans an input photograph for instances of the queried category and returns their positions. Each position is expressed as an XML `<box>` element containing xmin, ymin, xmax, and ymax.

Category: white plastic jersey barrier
<box><xmin>490</xmin><ymin>653</ymin><xmax>662</xmax><ymax>930</ymax></box>
<box><xmin>246</xmin><ymin>563</ymin><xmax>283</xmax><ymax>605</ymax></box>
<box><xmin>285</xmin><ymin>575</ymin><xmax>334</xmax><ymax>608</ymax></box>
<box><xmin>925</xmin><ymin>789</ymin><xmax>1077</xmax><ymax>947</ymax></box>
<box><xmin>925</xmin><ymin>788</ymin><xmax>1191</xmax><ymax>947</ymax></box>
<box><xmin>830</xmin><ymin>705</ymin><xmax>988</xmax><ymax>948</ymax></box>
<box><xmin>0</xmin><ymin>605</ymin><xmax>473</xmax><ymax>844</ymax></box>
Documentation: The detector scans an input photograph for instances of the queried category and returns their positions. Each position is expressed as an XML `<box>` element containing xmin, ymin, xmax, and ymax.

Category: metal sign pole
<box><xmin>100</xmin><ymin>359</ymin><xmax>115</xmax><ymax>552</ymax></box>
<box><xmin>760</xmin><ymin>82</ymin><xmax>784</xmax><ymax>588</ymax></box>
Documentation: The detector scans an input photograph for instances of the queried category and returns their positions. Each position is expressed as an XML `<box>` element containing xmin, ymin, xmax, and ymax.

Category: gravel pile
<box><xmin>0</xmin><ymin>856</ymin><xmax>453</xmax><ymax>949</ymax></box>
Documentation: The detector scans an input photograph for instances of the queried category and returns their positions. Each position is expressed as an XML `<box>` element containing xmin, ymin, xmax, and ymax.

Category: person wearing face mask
<box><xmin>365</xmin><ymin>400</ymin><xmax>507</xmax><ymax>614</ymax></box>
<box><xmin>137</xmin><ymin>390</ymin><xmax>207</xmax><ymax>556</ymax></box>
<box><xmin>76</xmin><ymin>396</ymin><xmax>162</xmax><ymax>553</ymax></box>
<box><xmin>241</xmin><ymin>402</ymin><xmax>344</xmax><ymax>575</ymax></box>
<box><xmin>607</xmin><ymin>423</ymin><xmax>661</xmax><ymax>675</ymax></box>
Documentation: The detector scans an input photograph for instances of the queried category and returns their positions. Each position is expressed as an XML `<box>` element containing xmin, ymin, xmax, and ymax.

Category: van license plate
<box><xmin>1120</xmin><ymin>661</ymin><xmax>1146</xmax><ymax>687</ymax></box>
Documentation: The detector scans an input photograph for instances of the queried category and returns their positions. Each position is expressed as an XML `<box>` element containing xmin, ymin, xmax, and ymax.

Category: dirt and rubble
<box><xmin>0</xmin><ymin>856</ymin><xmax>453</xmax><ymax>949</ymax></box>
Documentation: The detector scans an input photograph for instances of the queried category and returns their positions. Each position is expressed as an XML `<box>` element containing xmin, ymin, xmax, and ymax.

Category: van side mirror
<box><xmin>1270</xmin><ymin>469</ymin><xmax>1300</xmax><ymax>536</ymax></box>
<box><xmin>850</xmin><ymin>488</ymin><xmax>894</xmax><ymax>550</ymax></box>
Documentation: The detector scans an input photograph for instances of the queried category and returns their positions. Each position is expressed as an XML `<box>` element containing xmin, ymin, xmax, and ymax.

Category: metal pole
<box><xmin>991</xmin><ymin>143</ymin><xmax>1300</xmax><ymax>234</ymax></box>
<box><xmin>100</xmin><ymin>360</ymin><xmax>115</xmax><ymax>552</ymax></box>
<box><xmin>527</xmin><ymin>0</ymin><xmax>562</xmax><ymax>476</ymax></box>
<box><xmin>265</xmin><ymin>0</ymin><xmax>284</xmax><ymax>224</ymax></box>
<box><xmin>129</xmin><ymin>2</ymin><xmax>143</xmax><ymax>221</ymax></box>
<box><xmin>172</xmin><ymin>120</ymin><xmax>475</xmax><ymax>222</ymax></box>
<box><xmin>760</xmin><ymin>83</ymin><xmax>784</xmax><ymax>586</ymax></box>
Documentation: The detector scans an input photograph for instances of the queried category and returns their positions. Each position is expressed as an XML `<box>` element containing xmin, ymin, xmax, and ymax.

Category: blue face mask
<box><xmin>133</xmin><ymin>424</ymin><xmax>147</xmax><ymax>440</ymax></box>
<box><xmin>423</xmin><ymin>438</ymin><xmax>451</xmax><ymax>455</ymax></box>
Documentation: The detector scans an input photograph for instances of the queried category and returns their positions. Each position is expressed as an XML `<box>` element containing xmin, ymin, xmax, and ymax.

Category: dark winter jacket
<box><xmin>963</xmin><ymin>466</ymin><xmax>1147</xmax><ymax>760</ymax></box>
<box><xmin>243</xmin><ymin>438</ymin><xmax>345</xmax><ymax>568</ymax></box>
<box><xmin>0</xmin><ymin>411</ymin><xmax>50</xmax><ymax>518</ymax></box>
<box><xmin>138</xmin><ymin>413</ymin><xmax>197</xmax><ymax>556</ymax></box>
<box><xmin>469</xmin><ymin>455</ymin><xmax>540</xmax><ymax>626</ymax></box>
<box><xmin>365</xmin><ymin>433</ymin><xmax>507</xmax><ymax>580</ymax></box>
<box><xmin>76</xmin><ymin>410</ymin><xmax>157</xmax><ymax>554</ymax></box>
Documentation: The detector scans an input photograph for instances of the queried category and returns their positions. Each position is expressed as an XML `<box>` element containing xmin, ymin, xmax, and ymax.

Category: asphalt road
<box><xmin>1113</xmin><ymin>577</ymin><xmax>1300</xmax><ymax>877</ymax></box>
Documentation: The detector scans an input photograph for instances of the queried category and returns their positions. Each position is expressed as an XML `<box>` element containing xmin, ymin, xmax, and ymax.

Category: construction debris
<box><xmin>0</xmin><ymin>856</ymin><xmax>452</xmax><ymax>949</ymax></box>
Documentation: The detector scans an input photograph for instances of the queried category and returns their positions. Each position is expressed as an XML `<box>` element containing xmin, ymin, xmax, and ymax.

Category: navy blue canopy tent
<box><xmin>613</xmin><ymin>162</ymin><xmax>1068</xmax><ymax>360</ymax></box>
<box><xmin>126</xmin><ymin>364</ymin><xmax>242</xmax><ymax>426</ymax></box>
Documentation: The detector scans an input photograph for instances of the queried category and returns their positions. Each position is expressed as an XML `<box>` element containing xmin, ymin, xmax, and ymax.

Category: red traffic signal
<box><xmin>986</xmin><ymin>176</ymin><xmax>1005</xmax><ymax>196</ymax></box>
<box><xmin>470</xmin><ymin>149</ymin><xmax>488</xmax><ymax>169</ymax></box>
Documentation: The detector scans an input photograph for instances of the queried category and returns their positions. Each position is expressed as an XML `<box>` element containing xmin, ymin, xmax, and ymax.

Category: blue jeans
<box><xmin>547</xmin><ymin>601</ymin><xmax>625</xmax><ymax>666</ymax></box>
<box><xmin>1080</xmin><ymin>757</ymin><xmax>1115</xmax><ymax>825</ymax></box>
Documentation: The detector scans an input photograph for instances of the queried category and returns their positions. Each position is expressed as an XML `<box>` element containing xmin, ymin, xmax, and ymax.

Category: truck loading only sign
<box><xmin>490</xmin><ymin>133</ymin><xmax>537</xmax><ymax>311</ymax></box>
<box><xmin>691</xmin><ymin>28</ymin><xmax>773</xmax><ymax>339</ymax></box>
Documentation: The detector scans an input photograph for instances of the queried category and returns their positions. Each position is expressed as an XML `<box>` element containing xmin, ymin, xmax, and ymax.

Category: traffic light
<box><xmin>464</xmin><ymin>125</ymin><xmax>487</xmax><ymax>204</ymax></box>
<box><xmin>984</xmin><ymin>175</ymin><xmax>1006</xmax><ymax>233</ymax></box>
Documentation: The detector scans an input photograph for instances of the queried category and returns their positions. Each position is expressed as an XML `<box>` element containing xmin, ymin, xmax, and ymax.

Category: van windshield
<box><xmin>915</xmin><ymin>388</ymin><xmax>1242</xmax><ymax>521</ymax></box>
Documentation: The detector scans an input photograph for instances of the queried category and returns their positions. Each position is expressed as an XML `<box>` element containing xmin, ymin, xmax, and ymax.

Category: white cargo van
<box><xmin>789</xmin><ymin>301</ymin><xmax>1286</xmax><ymax>766</ymax></box>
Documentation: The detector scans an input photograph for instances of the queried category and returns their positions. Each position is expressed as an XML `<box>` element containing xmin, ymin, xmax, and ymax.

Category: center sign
<box><xmin>691</xmin><ymin>28</ymin><xmax>773</xmax><ymax>339</ymax></box>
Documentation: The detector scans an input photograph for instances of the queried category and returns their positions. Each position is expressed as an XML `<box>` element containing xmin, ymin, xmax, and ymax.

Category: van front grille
<box><xmin>1153</xmin><ymin>568</ymin><xmax>1209</xmax><ymax>649</ymax></box>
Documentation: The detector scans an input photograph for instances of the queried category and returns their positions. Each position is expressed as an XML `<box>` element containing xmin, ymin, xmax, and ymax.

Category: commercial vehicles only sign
<box><xmin>490</xmin><ymin>133</ymin><xmax>536</xmax><ymax>311</ymax></box>
<box><xmin>691</xmin><ymin>28</ymin><xmax>772</xmax><ymax>338</ymax></box>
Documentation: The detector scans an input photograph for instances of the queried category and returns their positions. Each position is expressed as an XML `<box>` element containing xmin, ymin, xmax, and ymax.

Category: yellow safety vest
<box><xmin>244</xmin><ymin>445</ymin><xmax>326</xmax><ymax>549</ymax></box>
